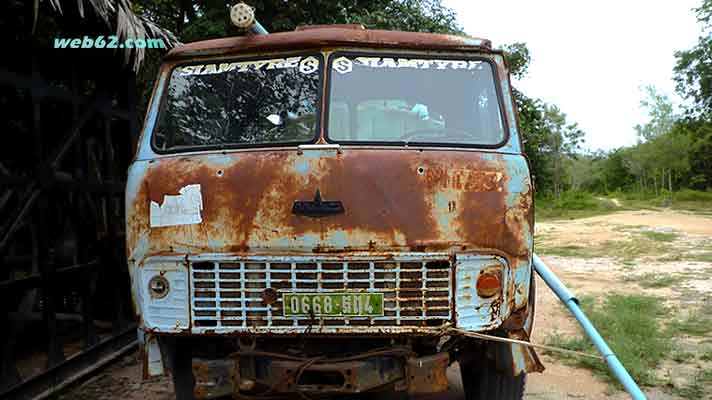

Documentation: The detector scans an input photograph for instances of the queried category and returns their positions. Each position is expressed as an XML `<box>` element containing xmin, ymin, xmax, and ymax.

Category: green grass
<box><xmin>658</xmin><ymin>251</ymin><xmax>712</xmax><ymax>263</ymax></box>
<box><xmin>700</xmin><ymin>350</ymin><xmax>712</xmax><ymax>361</ymax></box>
<box><xmin>689</xmin><ymin>253</ymin><xmax>712</xmax><ymax>262</ymax></box>
<box><xmin>636</xmin><ymin>273</ymin><xmax>682</xmax><ymax>288</ymax></box>
<box><xmin>545</xmin><ymin>294</ymin><xmax>672</xmax><ymax>387</ymax></box>
<box><xmin>669</xmin><ymin>309</ymin><xmax>712</xmax><ymax>337</ymax></box>
<box><xmin>671</xmin><ymin>350</ymin><xmax>696</xmax><ymax>363</ymax></box>
<box><xmin>616</xmin><ymin>189</ymin><xmax>712</xmax><ymax>213</ymax></box>
<box><xmin>535</xmin><ymin>189</ymin><xmax>712</xmax><ymax>221</ymax></box>
<box><xmin>536</xmin><ymin>236</ymin><xmax>672</xmax><ymax>261</ymax></box>
<box><xmin>536</xmin><ymin>191</ymin><xmax>618</xmax><ymax>221</ymax></box>
<box><xmin>672</xmin><ymin>380</ymin><xmax>705</xmax><ymax>399</ymax></box>
<box><xmin>672</xmin><ymin>368</ymin><xmax>712</xmax><ymax>399</ymax></box>
<box><xmin>640</xmin><ymin>231</ymin><xmax>678</xmax><ymax>242</ymax></box>
<box><xmin>674</xmin><ymin>189</ymin><xmax>712</xmax><ymax>203</ymax></box>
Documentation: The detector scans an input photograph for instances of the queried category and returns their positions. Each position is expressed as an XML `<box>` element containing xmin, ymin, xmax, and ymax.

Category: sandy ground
<box><xmin>63</xmin><ymin>209</ymin><xmax>712</xmax><ymax>399</ymax></box>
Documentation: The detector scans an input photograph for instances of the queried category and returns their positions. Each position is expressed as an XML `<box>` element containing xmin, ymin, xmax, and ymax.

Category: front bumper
<box><xmin>191</xmin><ymin>351</ymin><xmax>449</xmax><ymax>399</ymax></box>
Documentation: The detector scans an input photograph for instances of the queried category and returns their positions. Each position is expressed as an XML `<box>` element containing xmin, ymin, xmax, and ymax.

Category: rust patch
<box><xmin>166</xmin><ymin>28</ymin><xmax>493</xmax><ymax>60</ymax></box>
<box><xmin>289</xmin><ymin>151</ymin><xmax>439</xmax><ymax>245</ymax></box>
<box><xmin>127</xmin><ymin>149</ymin><xmax>533</xmax><ymax>266</ymax></box>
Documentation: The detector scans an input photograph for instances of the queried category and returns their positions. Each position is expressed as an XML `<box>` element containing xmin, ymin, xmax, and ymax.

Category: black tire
<box><xmin>460</xmin><ymin>357</ymin><xmax>525</xmax><ymax>400</ymax></box>
<box><xmin>363</xmin><ymin>391</ymin><xmax>409</xmax><ymax>400</ymax></box>
<box><xmin>361</xmin><ymin>383</ymin><xmax>409</xmax><ymax>400</ymax></box>
<box><xmin>170</xmin><ymin>342</ymin><xmax>195</xmax><ymax>400</ymax></box>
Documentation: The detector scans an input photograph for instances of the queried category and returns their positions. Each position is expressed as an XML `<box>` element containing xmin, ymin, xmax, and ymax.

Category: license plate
<box><xmin>283</xmin><ymin>293</ymin><xmax>384</xmax><ymax>316</ymax></box>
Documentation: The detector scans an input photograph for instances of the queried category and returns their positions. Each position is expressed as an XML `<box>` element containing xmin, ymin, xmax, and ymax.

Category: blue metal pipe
<box><xmin>249</xmin><ymin>20</ymin><xmax>268</xmax><ymax>36</ymax></box>
<box><xmin>532</xmin><ymin>253</ymin><xmax>647</xmax><ymax>400</ymax></box>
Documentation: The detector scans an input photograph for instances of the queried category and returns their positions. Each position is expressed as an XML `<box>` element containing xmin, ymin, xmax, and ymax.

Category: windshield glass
<box><xmin>153</xmin><ymin>55</ymin><xmax>322</xmax><ymax>151</ymax></box>
<box><xmin>327</xmin><ymin>54</ymin><xmax>506</xmax><ymax>145</ymax></box>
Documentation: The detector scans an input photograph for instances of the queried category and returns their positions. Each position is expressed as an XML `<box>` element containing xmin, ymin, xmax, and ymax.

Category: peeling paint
<box><xmin>149</xmin><ymin>184</ymin><xmax>204</xmax><ymax>228</ymax></box>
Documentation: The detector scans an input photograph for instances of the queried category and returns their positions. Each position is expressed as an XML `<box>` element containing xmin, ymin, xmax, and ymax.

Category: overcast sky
<box><xmin>443</xmin><ymin>0</ymin><xmax>702</xmax><ymax>151</ymax></box>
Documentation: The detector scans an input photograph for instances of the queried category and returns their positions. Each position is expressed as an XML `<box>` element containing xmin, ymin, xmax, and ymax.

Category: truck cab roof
<box><xmin>166</xmin><ymin>25</ymin><xmax>493</xmax><ymax>60</ymax></box>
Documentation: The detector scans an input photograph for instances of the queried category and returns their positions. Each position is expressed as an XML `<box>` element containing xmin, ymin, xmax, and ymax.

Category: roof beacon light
<box><xmin>230</xmin><ymin>3</ymin><xmax>268</xmax><ymax>35</ymax></box>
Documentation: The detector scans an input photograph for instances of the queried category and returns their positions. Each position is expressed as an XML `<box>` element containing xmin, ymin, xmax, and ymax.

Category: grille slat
<box><xmin>190</xmin><ymin>256</ymin><xmax>452</xmax><ymax>331</ymax></box>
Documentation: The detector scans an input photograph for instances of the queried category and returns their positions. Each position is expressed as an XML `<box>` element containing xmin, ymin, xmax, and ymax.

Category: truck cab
<box><xmin>126</xmin><ymin>20</ymin><xmax>541</xmax><ymax>400</ymax></box>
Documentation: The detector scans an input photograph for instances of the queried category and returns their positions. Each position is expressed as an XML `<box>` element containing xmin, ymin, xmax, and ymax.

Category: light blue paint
<box><xmin>250</xmin><ymin>20</ymin><xmax>269</xmax><ymax>36</ymax></box>
<box><xmin>295</xmin><ymin>159</ymin><xmax>310</xmax><ymax>174</ymax></box>
<box><xmin>433</xmin><ymin>193</ymin><xmax>452</xmax><ymax>231</ymax></box>
<box><xmin>461</xmin><ymin>38</ymin><xmax>484</xmax><ymax>47</ymax></box>
<box><xmin>204</xmin><ymin>153</ymin><xmax>239</xmax><ymax>167</ymax></box>
<box><xmin>533</xmin><ymin>254</ymin><xmax>647</xmax><ymax>400</ymax></box>
<box><xmin>328</xmin><ymin>230</ymin><xmax>349</xmax><ymax>248</ymax></box>
<box><xmin>207</xmin><ymin>238</ymin><xmax>227</xmax><ymax>248</ymax></box>
<box><xmin>300</xmin><ymin>149</ymin><xmax>330</xmax><ymax>159</ymax></box>
<box><xmin>125</xmin><ymin>161</ymin><xmax>149</xmax><ymax>205</ymax></box>
<box><xmin>492</xmin><ymin>54</ymin><xmax>522</xmax><ymax>154</ymax></box>
<box><xmin>503</xmin><ymin>156</ymin><xmax>530</xmax><ymax>208</ymax></box>
<box><xmin>136</xmin><ymin>74</ymin><xmax>167</xmax><ymax>161</ymax></box>
<box><xmin>455</xmin><ymin>255</ymin><xmax>509</xmax><ymax>331</ymax></box>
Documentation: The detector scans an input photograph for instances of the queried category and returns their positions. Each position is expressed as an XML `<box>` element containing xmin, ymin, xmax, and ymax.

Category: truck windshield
<box><xmin>327</xmin><ymin>54</ymin><xmax>506</xmax><ymax>146</ymax></box>
<box><xmin>153</xmin><ymin>55</ymin><xmax>322</xmax><ymax>151</ymax></box>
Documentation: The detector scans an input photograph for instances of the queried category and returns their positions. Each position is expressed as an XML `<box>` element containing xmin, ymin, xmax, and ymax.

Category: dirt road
<box><xmin>64</xmin><ymin>210</ymin><xmax>712</xmax><ymax>399</ymax></box>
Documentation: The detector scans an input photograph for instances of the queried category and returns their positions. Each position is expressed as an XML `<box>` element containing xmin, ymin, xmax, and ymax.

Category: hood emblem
<box><xmin>292</xmin><ymin>189</ymin><xmax>345</xmax><ymax>218</ymax></box>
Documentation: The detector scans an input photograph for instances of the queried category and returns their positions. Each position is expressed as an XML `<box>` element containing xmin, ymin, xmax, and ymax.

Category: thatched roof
<box><xmin>37</xmin><ymin>0</ymin><xmax>180</xmax><ymax>70</ymax></box>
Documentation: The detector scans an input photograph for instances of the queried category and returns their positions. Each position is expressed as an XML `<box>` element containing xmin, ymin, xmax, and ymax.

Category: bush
<box><xmin>552</xmin><ymin>191</ymin><xmax>602</xmax><ymax>210</ymax></box>
<box><xmin>674</xmin><ymin>189</ymin><xmax>712</xmax><ymax>202</ymax></box>
<box><xmin>536</xmin><ymin>191</ymin><xmax>614</xmax><ymax>220</ymax></box>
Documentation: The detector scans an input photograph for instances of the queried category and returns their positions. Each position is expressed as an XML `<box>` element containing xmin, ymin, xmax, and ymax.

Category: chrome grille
<box><xmin>189</xmin><ymin>255</ymin><xmax>452</xmax><ymax>332</ymax></box>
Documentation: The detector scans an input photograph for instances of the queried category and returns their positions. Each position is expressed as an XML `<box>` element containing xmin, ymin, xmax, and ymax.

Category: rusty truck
<box><xmin>126</xmin><ymin>5</ymin><xmax>542</xmax><ymax>399</ymax></box>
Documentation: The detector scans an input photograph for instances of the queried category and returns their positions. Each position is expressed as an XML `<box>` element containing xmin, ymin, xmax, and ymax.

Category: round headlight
<box><xmin>148</xmin><ymin>275</ymin><xmax>170</xmax><ymax>299</ymax></box>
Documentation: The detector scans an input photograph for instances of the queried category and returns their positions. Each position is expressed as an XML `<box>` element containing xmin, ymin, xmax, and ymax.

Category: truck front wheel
<box><xmin>168</xmin><ymin>341</ymin><xmax>195</xmax><ymax>400</ymax></box>
<box><xmin>460</xmin><ymin>357</ymin><xmax>525</xmax><ymax>400</ymax></box>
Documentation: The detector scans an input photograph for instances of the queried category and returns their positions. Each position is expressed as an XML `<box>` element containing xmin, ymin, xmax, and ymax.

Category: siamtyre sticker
<box><xmin>179</xmin><ymin>55</ymin><xmax>320</xmax><ymax>76</ymax></box>
<box><xmin>179</xmin><ymin>56</ymin><xmax>482</xmax><ymax>76</ymax></box>
<box><xmin>332</xmin><ymin>56</ymin><xmax>484</xmax><ymax>74</ymax></box>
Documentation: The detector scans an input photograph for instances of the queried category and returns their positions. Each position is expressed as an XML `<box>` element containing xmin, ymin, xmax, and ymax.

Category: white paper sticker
<box><xmin>332</xmin><ymin>56</ymin><xmax>353</xmax><ymax>74</ymax></box>
<box><xmin>150</xmin><ymin>184</ymin><xmax>204</xmax><ymax>228</ymax></box>
<box><xmin>298</xmin><ymin>56</ymin><xmax>319</xmax><ymax>74</ymax></box>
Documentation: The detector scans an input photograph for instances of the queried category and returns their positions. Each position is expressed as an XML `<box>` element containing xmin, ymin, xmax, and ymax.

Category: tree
<box><xmin>674</xmin><ymin>0</ymin><xmax>712</xmax><ymax>118</ymax></box>
<box><xmin>129</xmin><ymin>0</ymin><xmax>463</xmax><ymax>112</ymax></box>
<box><xmin>542</xmin><ymin>105</ymin><xmax>585</xmax><ymax>198</ymax></box>
<box><xmin>502</xmin><ymin>42</ymin><xmax>531</xmax><ymax>80</ymax></box>
<box><xmin>673</xmin><ymin>0</ymin><xmax>712</xmax><ymax>191</ymax></box>
<box><xmin>634</xmin><ymin>85</ymin><xmax>675</xmax><ymax>141</ymax></box>
<box><xmin>501</xmin><ymin>42</ymin><xmax>557</xmax><ymax>194</ymax></box>
<box><xmin>133</xmin><ymin>0</ymin><xmax>463</xmax><ymax>44</ymax></box>
<box><xmin>628</xmin><ymin>85</ymin><xmax>690</xmax><ymax>196</ymax></box>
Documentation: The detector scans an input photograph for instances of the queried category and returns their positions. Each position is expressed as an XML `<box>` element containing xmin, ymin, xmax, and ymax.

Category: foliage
<box><xmin>634</xmin><ymin>85</ymin><xmax>675</xmax><ymax>140</ymax></box>
<box><xmin>636</xmin><ymin>273</ymin><xmax>681</xmax><ymax>288</ymax></box>
<box><xmin>500</xmin><ymin>43</ymin><xmax>586</xmax><ymax>197</ymax></box>
<box><xmin>535</xmin><ymin>191</ymin><xmax>616</xmax><ymax>220</ymax></box>
<box><xmin>674</xmin><ymin>1</ymin><xmax>712</xmax><ymax>119</ymax></box>
<box><xmin>546</xmin><ymin>295</ymin><xmax>672</xmax><ymax>387</ymax></box>
<box><xmin>502</xmin><ymin>42</ymin><xmax>530</xmax><ymax>80</ymax></box>
<box><xmin>132</xmin><ymin>0</ymin><xmax>463</xmax><ymax>44</ymax></box>
<box><xmin>669</xmin><ymin>308</ymin><xmax>712</xmax><ymax>337</ymax></box>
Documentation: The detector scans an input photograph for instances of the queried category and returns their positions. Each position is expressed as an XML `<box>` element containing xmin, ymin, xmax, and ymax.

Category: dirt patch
<box><xmin>529</xmin><ymin>210</ymin><xmax>712</xmax><ymax>400</ymax></box>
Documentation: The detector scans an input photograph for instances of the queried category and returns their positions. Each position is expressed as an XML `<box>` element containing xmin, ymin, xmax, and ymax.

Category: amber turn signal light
<box><xmin>476</xmin><ymin>273</ymin><xmax>500</xmax><ymax>298</ymax></box>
